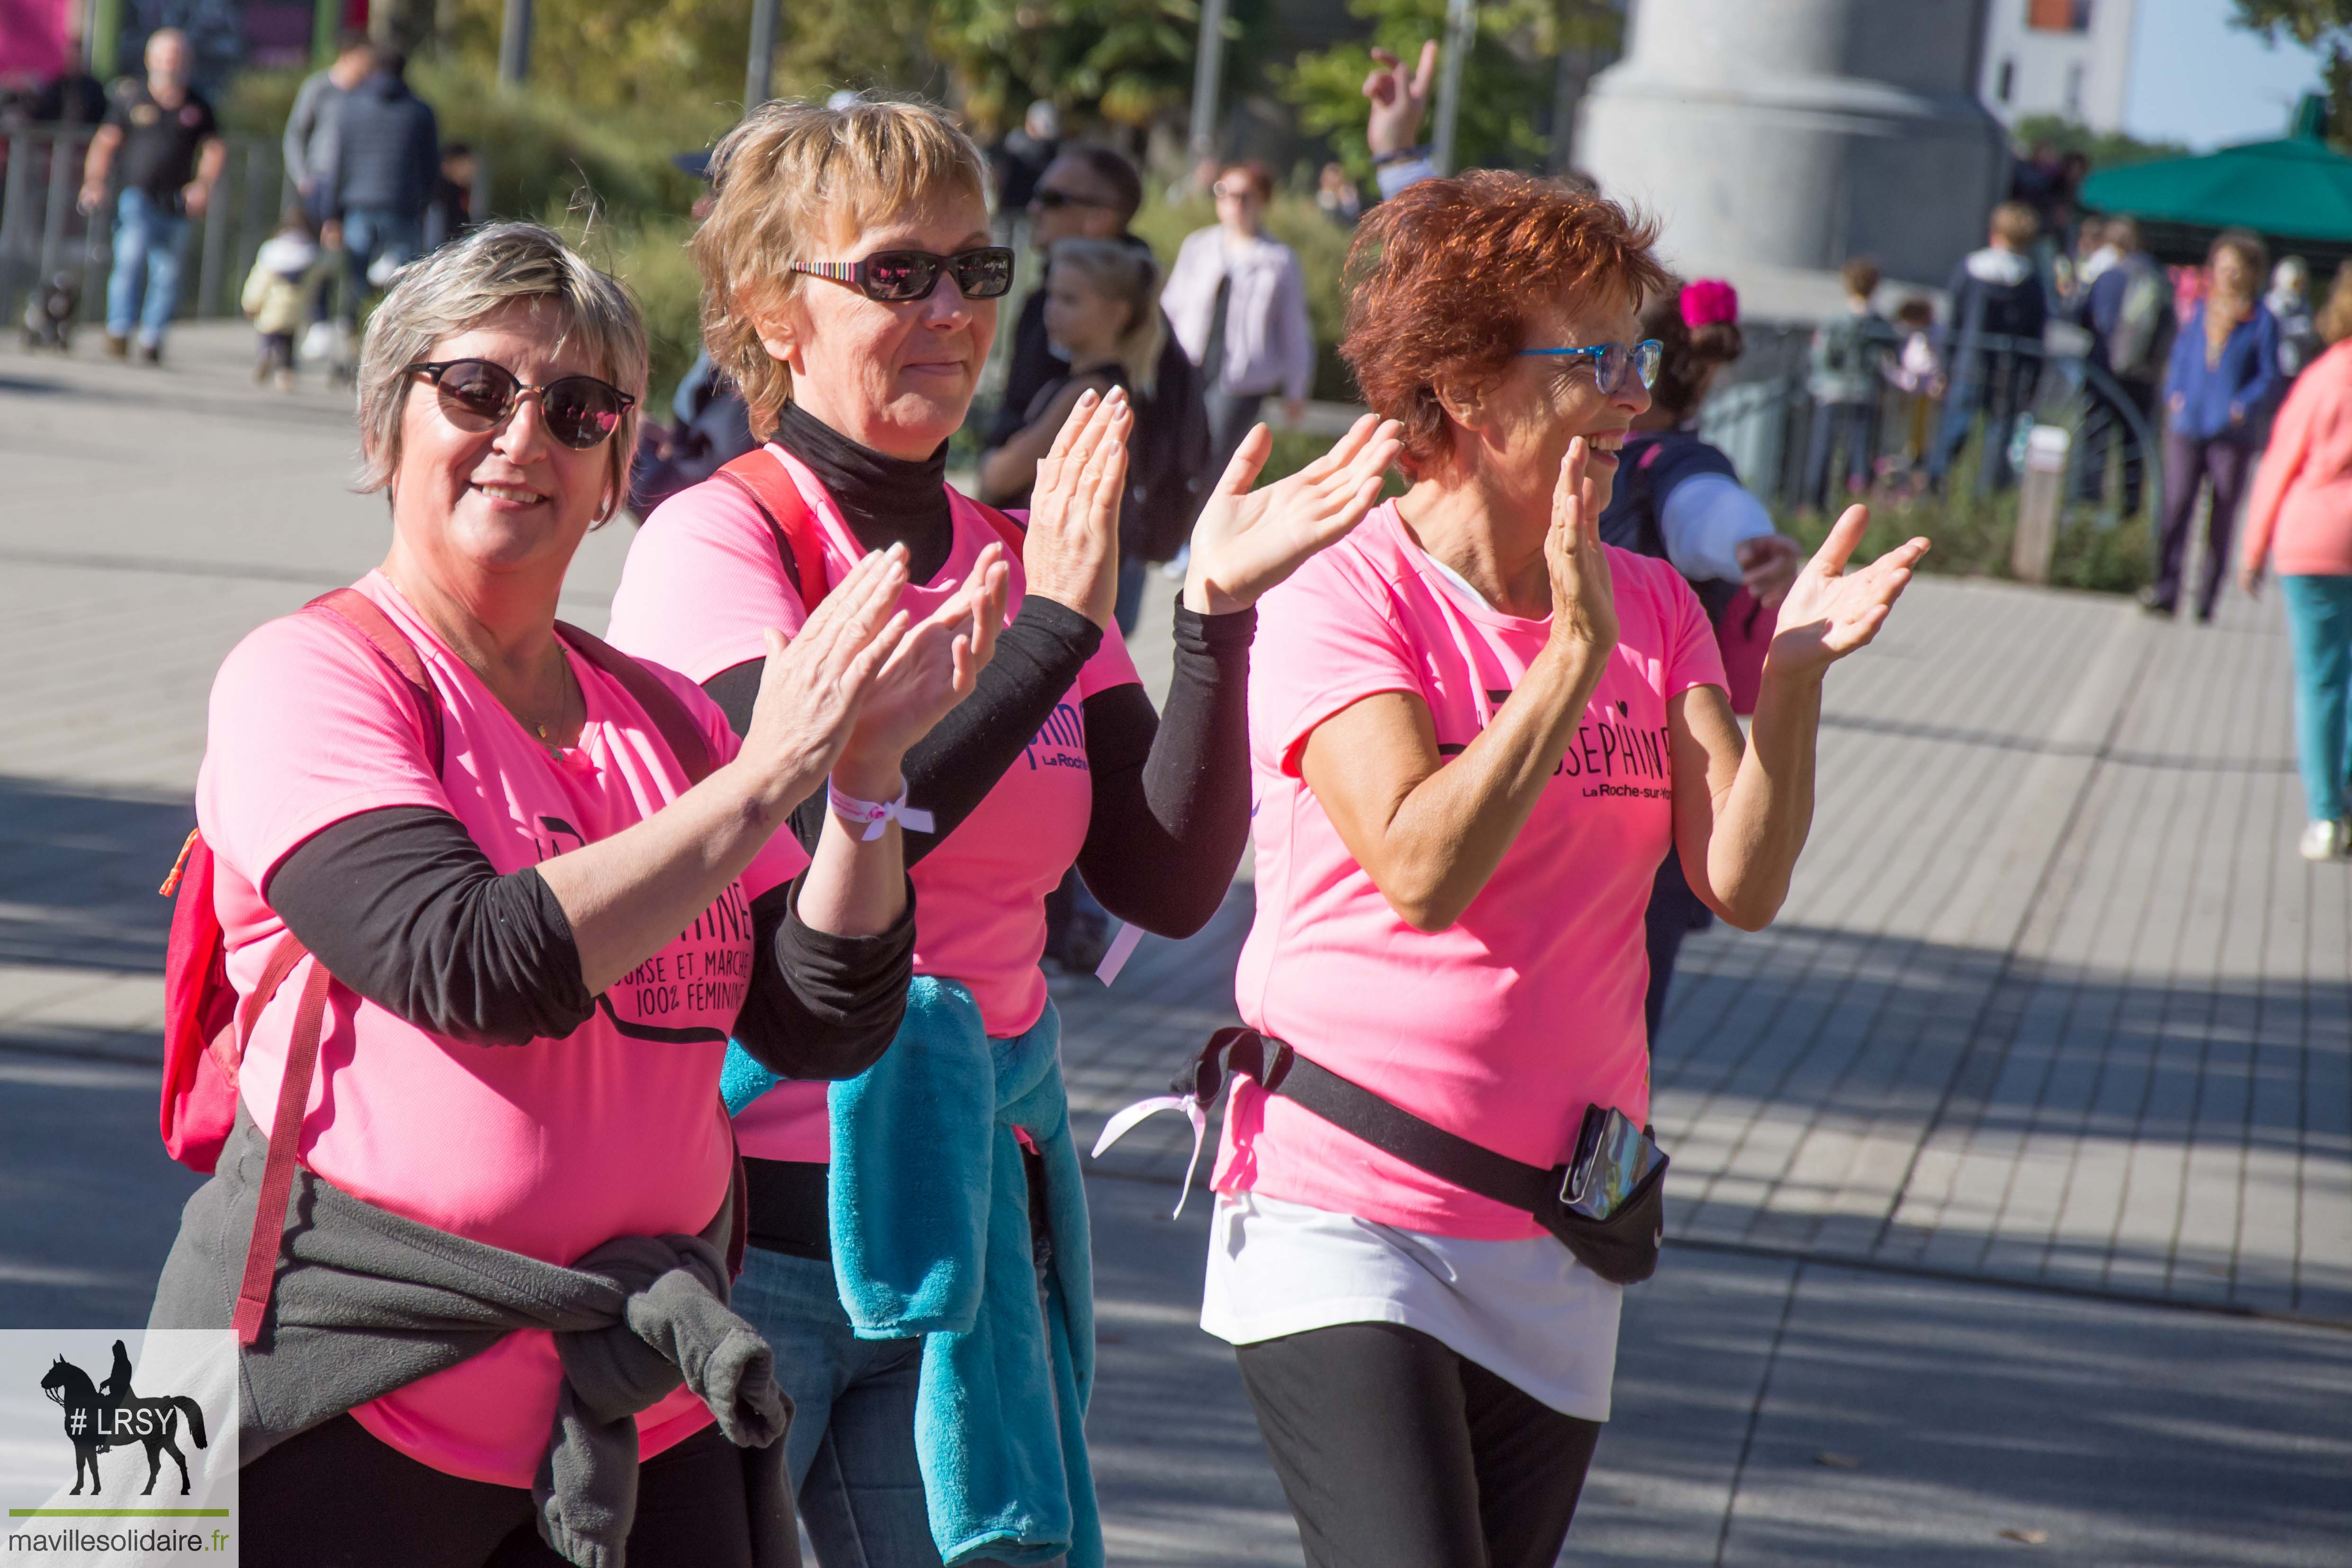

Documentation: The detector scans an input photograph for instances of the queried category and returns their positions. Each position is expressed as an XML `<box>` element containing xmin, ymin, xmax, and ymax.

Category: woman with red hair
<box><xmin>1197</xmin><ymin>173</ymin><xmax>1926</xmax><ymax>1565</ymax></box>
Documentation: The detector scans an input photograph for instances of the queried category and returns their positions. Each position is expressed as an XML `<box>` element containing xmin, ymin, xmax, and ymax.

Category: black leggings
<box><xmin>1235</xmin><ymin>1321</ymin><xmax>1602</xmax><ymax>1568</ymax></box>
<box><xmin>239</xmin><ymin>1412</ymin><xmax>754</xmax><ymax>1568</ymax></box>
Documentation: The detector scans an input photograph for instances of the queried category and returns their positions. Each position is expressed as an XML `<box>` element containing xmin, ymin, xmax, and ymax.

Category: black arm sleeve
<box><xmin>1073</xmin><ymin>600</ymin><xmax>1255</xmax><ymax>940</ymax></box>
<box><xmin>699</xmin><ymin>596</ymin><xmax>1103</xmax><ymax>863</ymax></box>
<box><xmin>266</xmin><ymin>806</ymin><xmax>912</xmax><ymax>1070</ymax></box>
<box><xmin>703</xmin><ymin>659</ymin><xmax>764</xmax><ymax>739</ymax></box>
<box><xmin>731</xmin><ymin>874</ymin><xmax>915</xmax><ymax>1080</ymax></box>
<box><xmin>264</xmin><ymin>806</ymin><xmax>593</xmax><ymax>1046</ymax></box>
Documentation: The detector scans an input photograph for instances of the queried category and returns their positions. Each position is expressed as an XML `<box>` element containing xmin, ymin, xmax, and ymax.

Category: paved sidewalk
<box><xmin>4</xmin><ymin>325</ymin><xmax>2348</xmax><ymax>1564</ymax></box>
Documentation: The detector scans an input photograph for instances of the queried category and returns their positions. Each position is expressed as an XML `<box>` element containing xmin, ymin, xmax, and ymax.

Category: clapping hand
<box><xmin>1764</xmin><ymin>506</ymin><xmax>1929</xmax><ymax>681</ymax></box>
<box><xmin>1185</xmin><ymin>413</ymin><xmax>1403</xmax><ymax>615</ymax></box>
<box><xmin>739</xmin><ymin>546</ymin><xmax>913</xmax><ymax>810</ymax></box>
<box><xmin>1545</xmin><ymin>437</ymin><xmax>1618</xmax><ymax>655</ymax></box>
<box><xmin>1024</xmin><ymin>387</ymin><xmax>1132</xmax><ymax>628</ymax></box>
<box><xmin>1364</xmin><ymin>41</ymin><xmax>1438</xmax><ymax>157</ymax></box>
<box><xmin>836</xmin><ymin>543</ymin><xmax>1011</xmax><ymax>794</ymax></box>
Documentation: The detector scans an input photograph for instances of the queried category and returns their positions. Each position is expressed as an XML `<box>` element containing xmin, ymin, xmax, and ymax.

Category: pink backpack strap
<box><xmin>220</xmin><ymin>584</ymin><xmax>439</xmax><ymax>1344</ymax></box>
<box><xmin>304</xmin><ymin>586</ymin><xmax>446</xmax><ymax>776</ymax></box>
<box><xmin>232</xmin><ymin>948</ymin><xmax>329</xmax><ymax>1346</ymax></box>
<box><xmin>556</xmin><ymin>623</ymin><xmax>717</xmax><ymax>786</ymax></box>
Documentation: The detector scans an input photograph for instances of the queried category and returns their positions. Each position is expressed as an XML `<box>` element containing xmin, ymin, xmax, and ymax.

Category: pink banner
<box><xmin>0</xmin><ymin>0</ymin><xmax>72</xmax><ymax>80</ymax></box>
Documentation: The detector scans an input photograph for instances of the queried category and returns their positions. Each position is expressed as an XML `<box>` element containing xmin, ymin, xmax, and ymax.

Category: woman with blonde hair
<box><xmin>605</xmin><ymin>97</ymin><xmax>1400</xmax><ymax>1568</ymax></box>
<box><xmin>152</xmin><ymin>221</ymin><xmax>988</xmax><ymax>1566</ymax></box>
<box><xmin>2242</xmin><ymin>261</ymin><xmax>2352</xmax><ymax>859</ymax></box>
<box><xmin>979</xmin><ymin>234</ymin><xmax>1165</xmax><ymax>630</ymax></box>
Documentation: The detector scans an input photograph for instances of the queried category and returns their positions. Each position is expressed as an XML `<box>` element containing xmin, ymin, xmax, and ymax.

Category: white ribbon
<box><xmin>1091</xmin><ymin>1093</ymin><xmax>1210</xmax><ymax>1218</ymax></box>
<box><xmin>827</xmin><ymin>778</ymin><xmax>936</xmax><ymax>842</ymax></box>
<box><xmin>1093</xmin><ymin>921</ymin><xmax>1144</xmax><ymax>986</ymax></box>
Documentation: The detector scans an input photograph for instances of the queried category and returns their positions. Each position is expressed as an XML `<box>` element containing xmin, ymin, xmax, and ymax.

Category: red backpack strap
<box><xmin>231</xmin><ymin>940</ymin><xmax>327</xmax><ymax>1346</ymax></box>
<box><xmin>555</xmin><ymin>623</ymin><xmax>717</xmax><ymax>786</ymax></box>
<box><xmin>716</xmin><ymin>448</ymin><xmax>829</xmax><ymax>619</ymax></box>
<box><xmin>304</xmin><ymin>587</ymin><xmax>447</xmax><ymax>776</ymax></box>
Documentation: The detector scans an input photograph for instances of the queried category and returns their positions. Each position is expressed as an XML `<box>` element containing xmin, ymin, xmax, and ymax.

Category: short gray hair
<box><xmin>357</xmin><ymin>223</ymin><xmax>648</xmax><ymax>520</ymax></box>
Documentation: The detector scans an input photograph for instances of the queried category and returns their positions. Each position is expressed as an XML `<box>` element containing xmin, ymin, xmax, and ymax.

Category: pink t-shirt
<box><xmin>605</xmin><ymin>446</ymin><xmax>1140</xmax><ymax>1161</ymax></box>
<box><xmin>197</xmin><ymin>572</ymin><xmax>808</xmax><ymax>1486</ymax></box>
<box><xmin>1212</xmin><ymin>504</ymin><xmax>1727</xmax><ymax>1240</ymax></box>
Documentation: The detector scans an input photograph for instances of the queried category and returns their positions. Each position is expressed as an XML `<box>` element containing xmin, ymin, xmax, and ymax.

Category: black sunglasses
<box><xmin>404</xmin><ymin>358</ymin><xmax>635</xmax><ymax>450</ymax></box>
<box><xmin>790</xmin><ymin>247</ymin><xmax>1016</xmax><ymax>303</ymax></box>
<box><xmin>1031</xmin><ymin>188</ymin><xmax>1114</xmax><ymax>212</ymax></box>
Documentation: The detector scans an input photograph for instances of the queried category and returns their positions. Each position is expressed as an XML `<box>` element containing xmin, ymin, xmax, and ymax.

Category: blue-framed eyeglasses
<box><xmin>1518</xmin><ymin>339</ymin><xmax>1663</xmax><ymax>394</ymax></box>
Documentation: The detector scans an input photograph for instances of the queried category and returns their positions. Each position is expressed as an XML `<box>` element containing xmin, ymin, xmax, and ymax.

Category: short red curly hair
<box><xmin>1341</xmin><ymin>172</ymin><xmax>1669</xmax><ymax>478</ymax></box>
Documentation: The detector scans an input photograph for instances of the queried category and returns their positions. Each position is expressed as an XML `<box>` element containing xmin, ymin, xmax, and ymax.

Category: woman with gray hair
<box><xmin>153</xmin><ymin>221</ymin><xmax>998</xmax><ymax>1566</ymax></box>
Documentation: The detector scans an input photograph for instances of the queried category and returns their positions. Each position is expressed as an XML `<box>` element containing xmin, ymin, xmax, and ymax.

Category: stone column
<box><xmin>1577</xmin><ymin>0</ymin><xmax>2008</xmax><ymax>319</ymax></box>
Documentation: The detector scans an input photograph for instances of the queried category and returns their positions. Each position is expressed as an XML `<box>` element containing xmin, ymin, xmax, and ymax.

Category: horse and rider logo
<box><xmin>36</xmin><ymin>1341</ymin><xmax>210</xmax><ymax>1496</ymax></box>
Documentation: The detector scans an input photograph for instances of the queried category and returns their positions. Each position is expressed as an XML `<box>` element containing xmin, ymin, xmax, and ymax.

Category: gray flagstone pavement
<box><xmin>3</xmin><ymin>326</ymin><xmax>2346</xmax><ymax>1563</ymax></box>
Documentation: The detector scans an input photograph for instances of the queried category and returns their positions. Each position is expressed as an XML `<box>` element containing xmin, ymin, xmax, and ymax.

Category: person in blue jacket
<box><xmin>2151</xmin><ymin>228</ymin><xmax>2281</xmax><ymax>621</ymax></box>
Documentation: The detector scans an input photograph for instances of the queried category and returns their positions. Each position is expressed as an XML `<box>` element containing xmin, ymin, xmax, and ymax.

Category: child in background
<box><xmin>1885</xmin><ymin>295</ymin><xmax>1945</xmax><ymax>485</ymax></box>
<box><xmin>976</xmin><ymin>233</ymin><xmax>1166</xmax><ymax>975</ymax></box>
<box><xmin>978</xmin><ymin>235</ymin><xmax>1163</xmax><ymax>602</ymax></box>
<box><xmin>240</xmin><ymin>207</ymin><xmax>320</xmax><ymax>391</ymax></box>
<box><xmin>1804</xmin><ymin>256</ymin><xmax>1888</xmax><ymax>508</ymax></box>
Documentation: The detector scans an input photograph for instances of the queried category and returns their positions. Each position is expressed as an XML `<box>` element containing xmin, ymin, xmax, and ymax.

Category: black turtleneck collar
<box><xmin>772</xmin><ymin>401</ymin><xmax>956</xmax><ymax>582</ymax></box>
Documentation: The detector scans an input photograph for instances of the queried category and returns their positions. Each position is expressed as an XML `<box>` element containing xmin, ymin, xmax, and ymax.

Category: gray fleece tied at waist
<box><xmin>148</xmin><ymin>1109</ymin><xmax>799</xmax><ymax>1568</ymax></box>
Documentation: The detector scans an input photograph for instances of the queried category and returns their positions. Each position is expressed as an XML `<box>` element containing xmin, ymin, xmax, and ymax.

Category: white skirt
<box><xmin>1198</xmin><ymin>1188</ymin><xmax>1623</xmax><ymax>1421</ymax></box>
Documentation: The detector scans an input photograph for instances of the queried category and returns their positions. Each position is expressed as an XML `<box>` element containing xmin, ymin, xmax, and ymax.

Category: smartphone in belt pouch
<box><xmin>1563</xmin><ymin>1104</ymin><xmax>1666</xmax><ymax>1221</ymax></box>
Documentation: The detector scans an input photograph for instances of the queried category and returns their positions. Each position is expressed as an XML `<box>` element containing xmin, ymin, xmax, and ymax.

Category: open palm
<box><xmin>1185</xmin><ymin>414</ymin><xmax>1404</xmax><ymax>615</ymax></box>
<box><xmin>1766</xmin><ymin>505</ymin><xmax>1930</xmax><ymax>680</ymax></box>
<box><xmin>850</xmin><ymin>543</ymin><xmax>1011</xmax><ymax>762</ymax></box>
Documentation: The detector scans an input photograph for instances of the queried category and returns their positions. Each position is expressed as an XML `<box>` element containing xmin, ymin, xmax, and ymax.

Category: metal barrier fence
<box><xmin>1697</xmin><ymin>323</ymin><xmax>2166</xmax><ymax>544</ymax></box>
<box><xmin>1</xmin><ymin>128</ymin><xmax>288</xmax><ymax>338</ymax></box>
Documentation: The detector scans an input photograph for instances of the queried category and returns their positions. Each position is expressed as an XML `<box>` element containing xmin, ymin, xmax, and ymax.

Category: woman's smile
<box><xmin>471</xmin><ymin>479</ymin><xmax>551</xmax><ymax>509</ymax></box>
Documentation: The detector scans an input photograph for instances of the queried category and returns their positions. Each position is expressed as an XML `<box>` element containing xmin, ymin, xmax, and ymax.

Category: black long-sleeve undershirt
<box><xmin>717</xmin><ymin>403</ymin><xmax>1257</xmax><ymax>939</ymax></box>
<box><xmin>1074</xmin><ymin>601</ymin><xmax>1255</xmax><ymax>937</ymax></box>
<box><xmin>705</xmin><ymin>597</ymin><xmax>1253</xmax><ymax>941</ymax></box>
<box><xmin>264</xmin><ymin>806</ymin><xmax>912</xmax><ymax>1078</ymax></box>
<box><xmin>705</xmin><ymin>594</ymin><xmax>1102</xmax><ymax>862</ymax></box>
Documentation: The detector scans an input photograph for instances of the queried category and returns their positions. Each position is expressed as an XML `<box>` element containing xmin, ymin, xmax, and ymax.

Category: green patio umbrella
<box><xmin>2080</xmin><ymin>97</ymin><xmax>2352</xmax><ymax>257</ymax></box>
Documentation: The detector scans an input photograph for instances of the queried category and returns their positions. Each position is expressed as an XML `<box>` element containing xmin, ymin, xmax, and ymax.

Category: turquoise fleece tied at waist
<box><xmin>838</xmin><ymin>977</ymin><xmax>1100</xmax><ymax>1568</ymax></box>
<box><xmin>719</xmin><ymin>980</ymin><xmax>1100</xmax><ymax>1567</ymax></box>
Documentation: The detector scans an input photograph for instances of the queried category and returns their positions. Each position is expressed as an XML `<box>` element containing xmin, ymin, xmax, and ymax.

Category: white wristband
<box><xmin>826</xmin><ymin>776</ymin><xmax>935</xmax><ymax>842</ymax></box>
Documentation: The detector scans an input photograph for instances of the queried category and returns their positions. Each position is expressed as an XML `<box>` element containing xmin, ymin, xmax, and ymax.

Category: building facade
<box><xmin>1977</xmin><ymin>0</ymin><xmax>2140</xmax><ymax>133</ymax></box>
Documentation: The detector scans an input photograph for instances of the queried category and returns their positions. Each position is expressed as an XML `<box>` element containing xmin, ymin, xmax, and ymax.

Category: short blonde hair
<box><xmin>356</xmin><ymin>222</ymin><xmax>647</xmax><ymax>520</ymax></box>
<box><xmin>1048</xmin><ymin>237</ymin><xmax>1163</xmax><ymax>393</ymax></box>
<box><xmin>693</xmin><ymin>98</ymin><xmax>990</xmax><ymax>440</ymax></box>
<box><xmin>1989</xmin><ymin>201</ymin><xmax>2039</xmax><ymax>250</ymax></box>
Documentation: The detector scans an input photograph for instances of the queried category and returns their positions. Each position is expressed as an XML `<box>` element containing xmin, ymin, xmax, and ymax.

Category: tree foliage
<box><xmin>929</xmin><ymin>0</ymin><xmax>1208</xmax><ymax>134</ymax></box>
<box><xmin>423</xmin><ymin>0</ymin><xmax>1205</xmax><ymax>136</ymax></box>
<box><xmin>1274</xmin><ymin>0</ymin><xmax>1619</xmax><ymax>185</ymax></box>
<box><xmin>2232</xmin><ymin>0</ymin><xmax>2352</xmax><ymax>143</ymax></box>
<box><xmin>431</xmin><ymin>0</ymin><xmax>946</xmax><ymax>116</ymax></box>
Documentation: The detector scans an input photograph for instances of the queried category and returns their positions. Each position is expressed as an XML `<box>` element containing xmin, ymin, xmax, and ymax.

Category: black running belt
<box><xmin>1095</xmin><ymin>1024</ymin><xmax>1667</xmax><ymax>1283</ymax></box>
<box><xmin>1189</xmin><ymin>1026</ymin><xmax>1560</xmax><ymax>1213</ymax></box>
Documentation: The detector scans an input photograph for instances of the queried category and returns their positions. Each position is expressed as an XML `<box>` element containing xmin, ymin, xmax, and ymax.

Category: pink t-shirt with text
<box><xmin>1212</xmin><ymin>504</ymin><xmax>1727</xmax><ymax>1239</ymax></box>
<box><xmin>605</xmin><ymin>446</ymin><xmax>1140</xmax><ymax>1161</ymax></box>
<box><xmin>197</xmin><ymin>572</ymin><xmax>808</xmax><ymax>1485</ymax></box>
